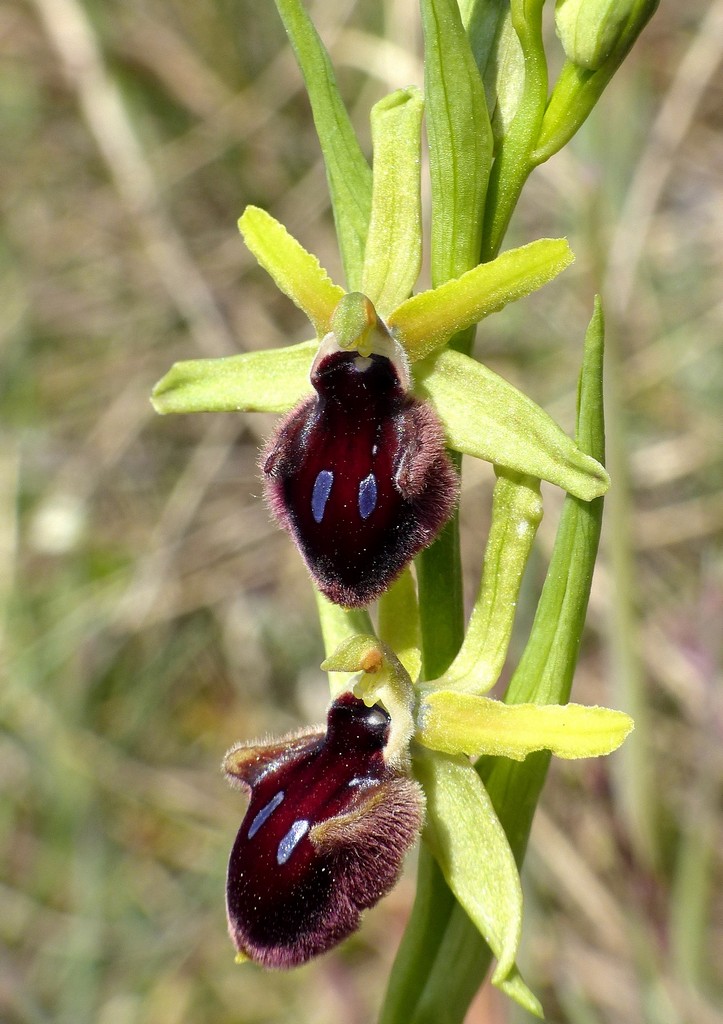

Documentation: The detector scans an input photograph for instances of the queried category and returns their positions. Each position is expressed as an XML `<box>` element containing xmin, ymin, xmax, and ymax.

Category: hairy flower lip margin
<box><xmin>224</xmin><ymin>636</ymin><xmax>632</xmax><ymax>978</ymax></box>
<box><xmin>223</xmin><ymin>691</ymin><xmax>424</xmax><ymax>969</ymax></box>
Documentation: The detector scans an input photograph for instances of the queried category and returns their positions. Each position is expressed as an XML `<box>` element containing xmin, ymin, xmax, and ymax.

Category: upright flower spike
<box><xmin>152</xmin><ymin>87</ymin><xmax>609</xmax><ymax>606</ymax></box>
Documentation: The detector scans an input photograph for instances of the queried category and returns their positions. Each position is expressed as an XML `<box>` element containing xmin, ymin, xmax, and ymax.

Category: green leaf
<box><xmin>388</xmin><ymin>236</ymin><xmax>572</xmax><ymax>361</ymax></box>
<box><xmin>421</xmin><ymin>0</ymin><xmax>492</xmax><ymax>286</ymax></box>
<box><xmin>361</xmin><ymin>89</ymin><xmax>424</xmax><ymax>316</ymax></box>
<box><xmin>438</xmin><ymin>470</ymin><xmax>542</xmax><ymax>694</ymax></box>
<box><xmin>239</xmin><ymin>207</ymin><xmax>344</xmax><ymax>337</ymax></box>
<box><xmin>413</xmin><ymin>750</ymin><xmax>523</xmax><ymax>985</ymax></box>
<box><xmin>273</xmin><ymin>0</ymin><xmax>372</xmax><ymax>288</ymax></box>
<box><xmin>151</xmin><ymin>339</ymin><xmax>316</xmax><ymax>415</ymax></box>
<box><xmin>377</xmin><ymin>568</ymin><xmax>422</xmax><ymax>683</ymax></box>
<box><xmin>416</xmin><ymin>347</ymin><xmax>609</xmax><ymax>500</ymax></box>
<box><xmin>418</xmin><ymin>691</ymin><xmax>634</xmax><ymax>760</ymax></box>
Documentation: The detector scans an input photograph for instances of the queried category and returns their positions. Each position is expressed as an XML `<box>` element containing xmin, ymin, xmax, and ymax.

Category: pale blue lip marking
<box><xmin>248</xmin><ymin>790</ymin><xmax>285</xmax><ymax>839</ymax></box>
<box><xmin>277</xmin><ymin>819</ymin><xmax>310</xmax><ymax>865</ymax></box>
<box><xmin>358</xmin><ymin>472</ymin><xmax>378</xmax><ymax>519</ymax></box>
<box><xmin>311</xmin><ymin>470</ymin><xmax>334</xmax><ymax>523</ymax></box>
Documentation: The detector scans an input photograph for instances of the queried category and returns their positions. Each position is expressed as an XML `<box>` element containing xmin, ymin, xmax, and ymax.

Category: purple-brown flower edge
<box><xmin>224</xmin><ymin>692</ymin><xmax>424</xmax><ymax>968</ymax></box>
<box><xmin>262</xmin><ymin>343</ymin><xmax>459</xmax><ymax>607</ymax></box>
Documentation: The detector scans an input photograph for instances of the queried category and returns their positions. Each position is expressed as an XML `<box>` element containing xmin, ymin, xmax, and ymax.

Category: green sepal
<box><xmin>415</xmin><ymin>347</ymin><xmax>609</xmax><ymax>500</ymax></box>
<box><xmin>413</xmin><ymin>749</ymin><xmax>523</xmax><ymax>986</ymax></box>
<box><xmin>388</xmin><ymin>237</ymin><xmax>572</xmax><ymax>361</ymax></box>
<box><xmin>377</xmin><ymin>568</ymin><xmax>422</xmax><ymax>683</ymax></box>
<box><xmin>438</xmin><ymin>470</ymin><xmax>542</xmax><ymax>694</ymax></box>
<box><xmin>239</xmin><ymin>207</ymin><xmax>344</xmax><ymax>336</ymax></box>
<box><xmin>151</xmin><ymin>339</ymin><xmax>316</xmax><ymax>415</ymax></box>
<box><xmin>421</xmin><ymin>0</ymin><xmax>492</xmax><ymax>286</ymax></box>
<box><xmin>273</xmin><ymin>0</ymin><xmax>372</xmax><ymax>288</ymax></box>
<box><xmin>315</xmin><ymin>592</ymin><xmax>373</xmax><ymax>697</ymax></box>
<box><xmin>361</xmin><ymin>88</ymin><xmax>424</xmax><ymax>316</ymax></box>
<box><xmin>417</xmin><ymin>691</ymin><xmax>634</xmax><ymax>760</ymax></box>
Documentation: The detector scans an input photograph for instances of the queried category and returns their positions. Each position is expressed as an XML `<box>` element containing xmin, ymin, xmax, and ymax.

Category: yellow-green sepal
<box><xmin>361</xmin><ymin>88</ymin><xmax>424</xmax><ymax>317</ymax></box>
<box><xmin>416</xmin><ymin>347</ymin><xmax>609</xmax><ymax>500</ymax></box>
<box><xmin>412</xmin><ymin>750</ymin><xmax>526</xmax><ymax>991</ymax></box>
<box><xmin>151</xmin><ymin>339</ymin><xmax>316</xmax><ymax>415</ymax></box>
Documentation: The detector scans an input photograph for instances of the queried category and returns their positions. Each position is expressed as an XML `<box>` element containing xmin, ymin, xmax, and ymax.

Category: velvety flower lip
<box><xmin>261</xmin><ymin>321</ymin><xmax>459</xmax><ymax>607</ymax></box>
<box><xmin>224</xmin><ymin>691</ymin><xmax>424</xmax><ymax>968</ymax></box>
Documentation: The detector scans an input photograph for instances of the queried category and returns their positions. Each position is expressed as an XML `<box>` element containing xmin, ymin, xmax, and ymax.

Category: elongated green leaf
<box><xmin>416</xmin><ymin>347</ymin><xmax>609</xmax><ymax>500</ymax></box>
<box><xmin>361</xmin><ymin>89</ymin><xmax>423</xmax><ymax>316</ymax></box>
<box><xmin>239</xmin><ymin>207</ymin><xmax>344</xmax><ymax>336</ymax></box>
<box><xmin>421</xmin><ymin>0</ymin><xmax>492</xmax><ymax>286</ymax></box>
<box><xmin>388</xmin><ymin>237</ymin><xmax>572</xmax><ymax>360</ymax></box>
<box><xmin>439</xmin><ymin>470</ymin><xmax>542</xmax><ymax>693</ymax></box>
<box><xmin>418</xmin><ymin>691</ymin><xmax>634</xmax><ymax>760</ymax></box>
<box><xmin>274</xmin><ymin>0</ymin><xmax>372</xmax><ymax>288</ymax></box>
<box><xmin>413</xmin><ymin>750</ymin><xmax>522</xmax><ymax>985</ymax></box>
<box><xmin>151</xmin><ymin>340</ymin><xmax>316</xmax><ymax>415</ymax></box>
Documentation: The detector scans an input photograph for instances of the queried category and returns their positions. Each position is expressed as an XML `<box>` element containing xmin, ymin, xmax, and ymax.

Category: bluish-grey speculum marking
<box><xmin>311</xmin><ymin>470</ymin><xmax>334</xmax><ymax>523</ymax></box>
<box><xmin>358</xmin><ymin>472</ymin><xmax>377</xmax><ymax>519</ymax></box>
<box><xmin>277</xmin><ymin>819</ymin><xmax>310</xmax><ymax>865</ymax></box>
<box><xmin>248</xmin><ymin>790</ymin><xmax>284</xmax><ymax>839</ymax></box>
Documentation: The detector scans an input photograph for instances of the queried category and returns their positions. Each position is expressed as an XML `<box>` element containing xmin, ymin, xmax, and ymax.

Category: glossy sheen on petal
<box><xmin>224</xmin><ymin>693</ymin><xmax>424</xmax><ymax>968</ymax></box>
<box><xmin>262</xmin><ymin>350</ymin><xmax>458</xmax><ymax>606</ymax></box>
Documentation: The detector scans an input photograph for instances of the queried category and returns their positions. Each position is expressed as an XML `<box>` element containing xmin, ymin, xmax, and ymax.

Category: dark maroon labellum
<box><xmin>262</xmin><ymin>348</ymin><xmax>458</xmax><ymax>606</ymax></box>
<box><xmin>224</xmin><ymin>692</ymin><xmax>424</xmax><ymax>968</ymax></box>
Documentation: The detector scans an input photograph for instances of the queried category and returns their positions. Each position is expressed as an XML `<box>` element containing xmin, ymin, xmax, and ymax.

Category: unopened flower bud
<box><xmin>555</xmin><ymin>0</ymin><xmax>658</xmax><ymax>71</ymax></box>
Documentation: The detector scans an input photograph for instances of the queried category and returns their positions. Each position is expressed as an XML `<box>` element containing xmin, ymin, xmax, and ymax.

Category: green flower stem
<box><xmin>481</xmin><ymin>0</ymin><xmax>548</xmax><ymax>261</ymax></box>
<box><xmin>403</xmin><ymin>300</ymin><xmax>607</xmax><ymax>1024</ymax></box>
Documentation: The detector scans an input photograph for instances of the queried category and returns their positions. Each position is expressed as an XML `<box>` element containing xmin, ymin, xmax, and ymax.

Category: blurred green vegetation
<box><xmin>2</xmin><ymin>1</ymin><xmax>722</xmax><ymax>1022</ymax></box>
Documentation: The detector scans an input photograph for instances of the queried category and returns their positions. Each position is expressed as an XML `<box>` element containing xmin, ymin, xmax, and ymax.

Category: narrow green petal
<box><xmin>421</xmin><ymin>0</ymin><xmax>492</xmax><ymax>286</ymax></box>
<box><xmin>438</xmin><ymin>471</ymin><xmax>542</xmax><ymax>694</ymax></box>
<box><xmin>418</xmin><ymin>691</ymin><xmax>634</xmax><ymax>760</ymax></box>
<box><xmin>416</xmin><ymin>347</ymin><xmax>609</xmax><ymax>500</ymax></box>
<box><xmin>239</xmin><ymin>207</ymin><xmax>344</xmax><ymax>337</ymax></box>
<box><xmin>361</xmin><ymin>89</ymin><xmax>424</xmax><ymax>317</ymax></box>
<box><xmin>413</xmin><ymin>750</ymin><xmax>523</xmax><ymax>984</ymax></box>
<box><xmin>388</xmin><ymin>237</ymin><xmax>572</xmax><ymax>361</ymax></box>
<box><xmin>273</xmin><ymin>0</ymin><xmax>372</xmax><ymax>288</ymax></box>
<box><xmin>315</xmin><ymin>591</ymin><xmax>373</xmax><ymax>697</ymax></box>
<box><xmin>377</xmin><ymin>568</ymin><xmax>422</xmax><ymax>683</ymax></box>
<box><xmin>151</xmin><ymin>340</ymin><xmax>316</xmax><ymax>415</ymax></box>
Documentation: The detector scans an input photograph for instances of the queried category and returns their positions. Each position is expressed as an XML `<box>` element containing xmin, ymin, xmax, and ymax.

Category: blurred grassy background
<box><xmin>2</xmin><ymin>1</ymin><xmax>722</xmax><ymax>1022</ymax></box>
